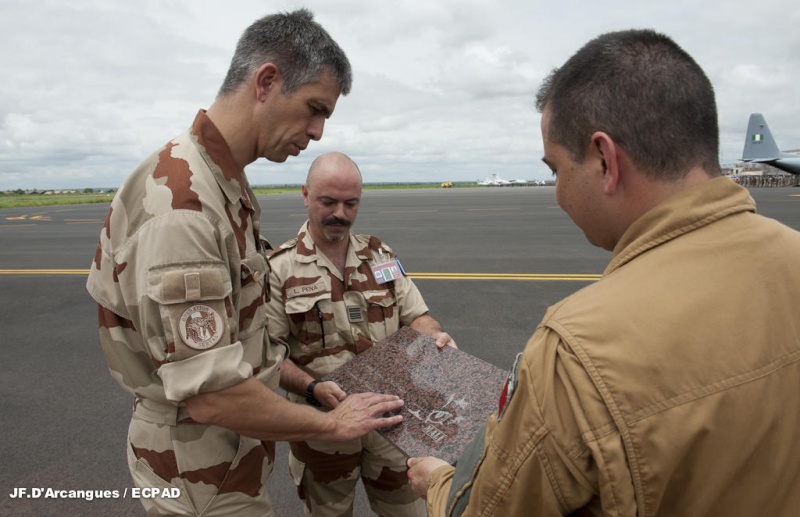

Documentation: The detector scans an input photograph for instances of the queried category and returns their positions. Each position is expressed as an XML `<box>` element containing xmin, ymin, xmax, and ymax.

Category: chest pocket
<box><xmin>237</xmin><ymin>252</ymin><xmax>269</xmax><ymax>341</ymax></box>
<box><xmin>353</xmin><ymin>288</ymin><xmax>398</xmax><ymax>344</ymax></box>
<box><xmin>285</xmin><ymin>292</ymin><xmax>335</xmax><ymax>356</ymax></box>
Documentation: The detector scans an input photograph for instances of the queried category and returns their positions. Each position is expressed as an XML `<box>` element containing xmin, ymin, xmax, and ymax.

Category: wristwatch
<box><xmin>306</xmin><ymin>380</ymin><xmax>321</xmax><ymax>407</ymax></box>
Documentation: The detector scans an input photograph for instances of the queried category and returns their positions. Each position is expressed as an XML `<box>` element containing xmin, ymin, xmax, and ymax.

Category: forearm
<box><xmin>186</xmin><ymin>377</ymin><xmax>336</xmax><ymax>442</ymax></box>
<box><xmin>186</xmin><ymin>376</ymin><xmax>401</xmax><ymax>442</ymax></box>
<box><xmin>410</xmin><ymin>313</ymin><xmax>444</xmax><ymax>336</ymax></box>
<box><xmin>279</xmin><ymin>357</ymin><xmax>315</xmax><ymax>396</ymax></box>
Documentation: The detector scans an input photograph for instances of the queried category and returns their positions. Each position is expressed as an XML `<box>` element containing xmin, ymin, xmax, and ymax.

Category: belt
<box><xmin>132</xmin><ymin>397</ymin><xmax>194</xmax><ymax>426</ymax></box>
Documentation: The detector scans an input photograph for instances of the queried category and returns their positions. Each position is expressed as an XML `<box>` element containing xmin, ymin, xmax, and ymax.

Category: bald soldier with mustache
<box><xmin>267</xmin><ymin>152</ymin><xmax>456</xmax><ymax>517</ymax></box>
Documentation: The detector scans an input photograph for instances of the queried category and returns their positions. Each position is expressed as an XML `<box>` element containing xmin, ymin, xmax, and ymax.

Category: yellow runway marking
<box><xmin>0</xmin><ymin>269</ymin><xmax>601</xmax><ymax>281</ymax></box>
<box><xmin>410</xmin><ymin>272</ymin><xmax>600</xmax><ymax>281</ymax></box>
<box><xmin>464</xmin><ymin>208</ymin><xmax>520</xmax><ymax>211</ymax></box>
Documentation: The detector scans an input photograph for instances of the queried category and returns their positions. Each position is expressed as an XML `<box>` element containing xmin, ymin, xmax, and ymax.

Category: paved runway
<box><xmin>1</xmin><ymin>185</ymin><xmax>798</xmax><ymax>515</ymax></box>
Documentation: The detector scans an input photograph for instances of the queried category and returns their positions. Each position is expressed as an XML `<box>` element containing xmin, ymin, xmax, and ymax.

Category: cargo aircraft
<box><xmin>741</xmin><ymin>113</ymin><xmax>800</xmax><ymax>175</ymax></box>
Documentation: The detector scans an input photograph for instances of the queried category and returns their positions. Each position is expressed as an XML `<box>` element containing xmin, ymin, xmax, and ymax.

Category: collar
<box><xmin>607</xmin><ymin>177</ymin><xmax>756</xmax><ymax>275</ymax></box>
<box><xmin>189</xmin><ymin>110</ymin><xmax>253</xmax><ymax>210</ymax></box>
<box><xmin>293</xmin><ymin>221</ymin><xmax>371</xmax><ymax>266</ymax></box>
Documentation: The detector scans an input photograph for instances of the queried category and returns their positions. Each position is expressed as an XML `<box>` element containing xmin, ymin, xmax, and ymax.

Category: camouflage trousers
<box><xmin>289</xmin><ymin>430</ymin><xmax>425</xmax><ymax>517</ymax></box>
<box><xmin>127</xmin><ymin>398</ymin><xmax>275</xmax><ymax>516</ymax></box>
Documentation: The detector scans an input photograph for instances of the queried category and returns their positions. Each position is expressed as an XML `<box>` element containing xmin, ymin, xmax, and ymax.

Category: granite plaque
<box><xmin>322</xmin><ymin>326</ymin><xmax>508</xmax><ymax>464</ymax></box>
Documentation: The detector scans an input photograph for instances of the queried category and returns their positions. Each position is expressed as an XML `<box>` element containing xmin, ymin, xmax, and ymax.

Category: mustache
<box><xmin>322</xmin><ymin>216</ymin><xmax>351</xmax><ymax>227</ymax></box>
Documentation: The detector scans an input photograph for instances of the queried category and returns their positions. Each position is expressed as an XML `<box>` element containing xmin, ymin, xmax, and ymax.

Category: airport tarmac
<box><xmin>1</xmin><ymin>185</ymin><xmax>798</xmax><ymax>516</ymax></box>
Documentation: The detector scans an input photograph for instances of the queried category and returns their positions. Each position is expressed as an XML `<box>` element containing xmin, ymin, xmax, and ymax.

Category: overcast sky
<box><xmin>1</xmin><ymin>0</ymin><xmax>798</xmax><ymax>190</ymax></box>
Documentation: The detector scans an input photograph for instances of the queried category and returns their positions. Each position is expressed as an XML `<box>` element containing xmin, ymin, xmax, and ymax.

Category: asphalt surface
<box><xmin>1</xmin><ymin>185</ymin><xmax>798</xmax><ymax>516</ymax></box>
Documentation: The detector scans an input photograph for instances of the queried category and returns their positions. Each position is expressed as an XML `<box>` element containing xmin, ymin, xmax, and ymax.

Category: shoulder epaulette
<box><xmin>268</xmin><ymin>237</ymin><xmax>298</xmax><ymax>258</ymax></box>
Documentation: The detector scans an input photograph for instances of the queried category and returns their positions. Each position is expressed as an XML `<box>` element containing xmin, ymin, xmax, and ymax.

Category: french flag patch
<box><xmin>498</xmin><ymin>352</ymin><xmax>523</xmax><ymax>422</ymax></box>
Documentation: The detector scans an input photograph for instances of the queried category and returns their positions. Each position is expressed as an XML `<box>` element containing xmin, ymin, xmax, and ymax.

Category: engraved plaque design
<box><xmin>322</xmin><ymin>326</ymin><xmax>508</xmax><ymax>464</ymax></box>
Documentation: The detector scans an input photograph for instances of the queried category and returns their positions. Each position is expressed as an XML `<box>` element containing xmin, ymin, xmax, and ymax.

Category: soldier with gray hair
<box><xmin>267</xmin><ymin>151</ymin><xmax>456</xmax><ymax>516</ymax></box>
<box><xmin>408</xmin><ymin>29</ymin><xmax>800</xmax><ymax>515</ymax></box>
<box><xmin>87</xmin><ymin>10</ymin><xmax>403</xmax><ymax>516</ymax></box>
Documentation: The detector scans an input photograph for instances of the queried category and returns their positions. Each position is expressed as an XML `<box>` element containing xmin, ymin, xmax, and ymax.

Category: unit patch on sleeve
<box><xmin>179</xmin><ymin>304</ymin><xmax>224</xmax><ymax>350</ymax></box>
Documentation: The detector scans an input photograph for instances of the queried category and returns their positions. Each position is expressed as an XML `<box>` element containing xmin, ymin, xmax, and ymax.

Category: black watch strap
<box><xmin>306</xmin><ymin>380</ymin><xmax>321</xmax><ymax>407</ymax></box>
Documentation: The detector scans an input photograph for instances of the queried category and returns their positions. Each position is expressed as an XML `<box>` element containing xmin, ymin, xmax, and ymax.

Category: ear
<box><xmin>301</xmin><ymin>184</ymin><xmax>310</xmax><ymax>207</ymax></box>
<box><xmin>590</xmin><ymin>132</ymin><xmax>620</xmax><ymax>195</ymax></box>
<box><xmin>254</xmin><ymin>63</ymin><xmax>281</xmax><ymax>102</ymax></box>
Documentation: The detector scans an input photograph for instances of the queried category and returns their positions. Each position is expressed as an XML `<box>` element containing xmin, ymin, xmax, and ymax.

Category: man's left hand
<box><xmin>432</xmin><ymin>331</ymin><xmax>457</xmax><ymax>349</ymax></box>
<box><xmin>316</xmin><ymin>380</ymin><xmax>347</xmax><ymax>409</ymax></box>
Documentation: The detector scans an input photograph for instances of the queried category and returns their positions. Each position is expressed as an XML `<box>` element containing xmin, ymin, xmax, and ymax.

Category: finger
<box><xmin>369</xmin><ymin>399</ymin><xmax>405</xmax><ymax>416</ymax></box>
<box><xmin>369</xmin><ymin>413</ymin><xmax>403</xmax><ymax>430</ymax></box>
<box><xmin>328</xmin><ymin>383</ymin><xmax>347</xmax><ymax>399</ymax></box>
<box><xmin>322</xmin><ymin>394</ymin><xmax>341</xmax><ymax>410</ymax></box>
<box><xmin>357</xmin><ymin>392</ymin><xmax>401</xmax><ymax>404</ymax></box>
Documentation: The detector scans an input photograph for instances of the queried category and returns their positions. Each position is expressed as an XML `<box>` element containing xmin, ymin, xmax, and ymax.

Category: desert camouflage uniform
<box><xmin>267</xmin><ymin>221</ymin><xmax>428</xmax><ymax>516</ymax></box>
<box><xmin>87</xmin><ymin>110</ymin><xmax>286</xmax><ymax>516</ymax></box>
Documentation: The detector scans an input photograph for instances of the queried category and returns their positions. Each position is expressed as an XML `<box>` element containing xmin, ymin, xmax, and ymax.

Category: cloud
<box><xmin>1</xmin><ymin>0</ymin><xmax>799</xmax><ymax>190</ymax></box>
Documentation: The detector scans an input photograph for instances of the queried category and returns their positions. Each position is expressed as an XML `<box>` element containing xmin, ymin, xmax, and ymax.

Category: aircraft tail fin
<box><xmin>742</xmin><ymin>113</ymin><xmax>783</xmax><ymax>161</ymax></box>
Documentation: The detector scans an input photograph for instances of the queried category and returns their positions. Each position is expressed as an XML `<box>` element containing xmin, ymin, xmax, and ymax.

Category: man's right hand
<box><xmin>324</xmin><ymin>393</ymin><xmax>404</xmax><ymax>442</ymax></box>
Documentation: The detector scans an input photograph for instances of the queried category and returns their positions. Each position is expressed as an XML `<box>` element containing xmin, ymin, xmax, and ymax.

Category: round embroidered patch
<box><xmin>179</xmin><ymin>304</ymin><xmax>223</xmax><ymax>350</ymax></box>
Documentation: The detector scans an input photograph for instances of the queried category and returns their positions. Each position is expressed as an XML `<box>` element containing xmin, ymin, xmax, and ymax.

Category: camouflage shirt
<box><xmin>87</xmin><ymin>110</ymin><xmax>285</xmax><ymax>406</ymax></box>
<box><xmin>267</xmin><ymin>221</ymin><xmax>428</xmax><ymax>379</ymax></box>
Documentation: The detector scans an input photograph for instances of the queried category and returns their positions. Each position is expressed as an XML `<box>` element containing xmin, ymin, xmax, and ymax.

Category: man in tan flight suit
<box><xmin>267</xmin><ymin>152</ymin><xmax>456</xmax><ymax>516</ymax></box>
<box><xmin>86</xmin><ymin>11</ymin><xmax>404</xmax><ymax>517</ymax></box>
<box><xmin>407</xmin><ymin>29</ymin><xmax>800</xmax><ymax>516</ymax></box>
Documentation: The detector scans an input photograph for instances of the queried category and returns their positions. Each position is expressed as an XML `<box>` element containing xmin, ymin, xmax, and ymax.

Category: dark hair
<box><xmin>218</xmin><ymin>8</ymin><xmax>352</xmax><ymax>97</ymax></box>
<box><xmin>536</xmin><ymin>29</ymin><xmax>721</xmax><ymax>179</ymax></box>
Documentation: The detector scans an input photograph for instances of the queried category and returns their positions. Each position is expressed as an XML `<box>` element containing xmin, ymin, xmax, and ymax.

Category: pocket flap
<box><xmin>285</xmin><ymin>292</ymin><xmax>330</xmax><ymax>315</ymax></box>
<box><xmin>148</xmin><ymin>264</ymin><xmax>231</xmax><ymax>304</ymax></box>
<box><xmin>362</xmin><ymin>289</ymin><xmax>396</xmax><ymax>307</ymax></box>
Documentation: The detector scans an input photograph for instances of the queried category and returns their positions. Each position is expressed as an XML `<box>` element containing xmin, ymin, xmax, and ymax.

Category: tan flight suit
<box><xmin>426</xmin><ymin>178</ymin><xmax>800</xmax><ymax>516</ymax></box>
<box><xmin>87</xmin><ymin>110</ymin><xmax>286</xmax><ymax>516</ymax></box>
<box><xmin>267</xmin><ymin>222</ymin><xmax>428</xmax><ymax>516</ymax></box>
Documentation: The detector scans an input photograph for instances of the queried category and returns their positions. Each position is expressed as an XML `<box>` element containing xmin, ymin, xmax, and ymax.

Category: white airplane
<box><xmin>741</xmin><ymin>113</ymin><xmax>800</xmax><ymax>175</ymax></box>
<box><xmin>476</xmin><ymin>173</ymin><xmax>512</xmax><ymax>186</ymax></box>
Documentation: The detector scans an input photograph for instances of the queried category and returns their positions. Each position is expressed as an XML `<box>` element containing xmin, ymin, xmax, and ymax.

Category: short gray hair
<box><xmin>218</xmin><ymin>8</ymin><xmax>352</xmax><ymax>97</ymax></box>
